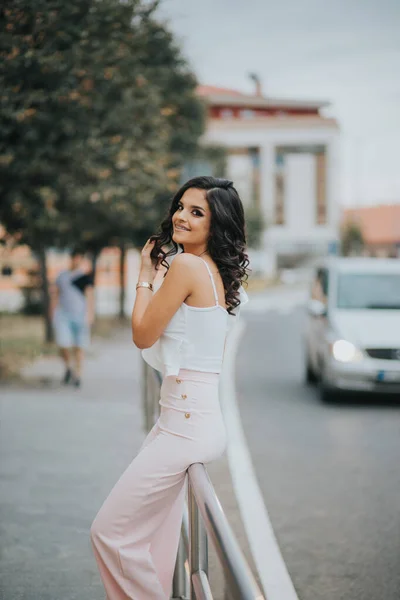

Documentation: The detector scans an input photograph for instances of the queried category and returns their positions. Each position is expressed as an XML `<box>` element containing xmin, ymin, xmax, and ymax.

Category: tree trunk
<box><xmin>91</xmin><ymin>250</ymin><xmax>100</xmax><ymax>277</ymax></box>
<box><xmin>37</xmin><ymin>246</ymin><xmax>53</xmax><ymax>343</ymax></box>
<box><xmin>119</xmin><ymin>243</ymin><xmax>126</xmax><ymax>319</ymax></box>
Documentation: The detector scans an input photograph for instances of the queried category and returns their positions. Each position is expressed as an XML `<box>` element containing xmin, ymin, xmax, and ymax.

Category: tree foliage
<box><xmin>0</xmin><ymin>0</ymin><xmax>205</xmax><ymax>251</ymax></box>
<box><xmin>341</xmin><ymin>220</ymin><xmax>364</xmax><ymax>256</ymax></box>
<box><xmin>0</xmin><ymin>0</ymin><xmax>205</xmax><ymax>336</ymax></box>
<box><xmin>244</xmin><ymin>203</ymin><xmax>266</xmax><ymax>249</ymax></box>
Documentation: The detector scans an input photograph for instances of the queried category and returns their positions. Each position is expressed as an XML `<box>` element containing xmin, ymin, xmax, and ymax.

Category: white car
<box><xmin>304</xmin><ymin>257</ymin><xmax>400</xmax><ymax>401</ymax></box>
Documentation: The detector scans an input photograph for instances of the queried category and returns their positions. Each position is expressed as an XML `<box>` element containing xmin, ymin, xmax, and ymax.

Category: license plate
<box><xmin>376</xmin><ymin>370</ymin><xmax>400</xmax><ymax>383</ymax></box>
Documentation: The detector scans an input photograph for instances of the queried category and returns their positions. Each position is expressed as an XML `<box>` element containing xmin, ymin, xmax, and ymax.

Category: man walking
<box><xmin>51</xmin><ymin>248</ymin><xmax>95</xmax><ymax>388</ymax></box>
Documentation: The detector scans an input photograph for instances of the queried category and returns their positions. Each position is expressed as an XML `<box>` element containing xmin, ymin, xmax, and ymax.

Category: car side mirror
<box><xmin>308</xmin><ymin>299</ymin><xmax>327</xmax><ymax>317</ymax></box>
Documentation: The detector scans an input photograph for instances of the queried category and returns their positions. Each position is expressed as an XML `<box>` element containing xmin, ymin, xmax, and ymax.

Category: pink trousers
<box><xmin>90</xmin><ymin>369</ymin><xmax>227</xmax><ymax>600</ymax></box>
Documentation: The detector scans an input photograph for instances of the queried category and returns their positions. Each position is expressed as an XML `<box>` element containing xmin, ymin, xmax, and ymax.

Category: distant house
<box><xmin>343</xmin><ymin>205</ymin><xmax>400</xmax><ymax>258</ymax></box>
<box><xmin>197</xmin><ymin>84</ymin><xmax>341</xmax><ymax>274</ymax></box>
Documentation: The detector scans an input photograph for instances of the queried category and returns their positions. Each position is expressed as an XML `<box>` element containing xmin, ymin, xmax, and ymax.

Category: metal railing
<box><xmin>142</xmin><ymin>360</ymin><xmax>264</xmax><ymax>600</ymax></box>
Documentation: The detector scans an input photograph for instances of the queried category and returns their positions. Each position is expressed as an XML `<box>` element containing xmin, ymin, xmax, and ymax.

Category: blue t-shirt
<box><xmin>56</xmin><ymin>269</ymin><xmax>94</xmax><ymax>320</ymax></box>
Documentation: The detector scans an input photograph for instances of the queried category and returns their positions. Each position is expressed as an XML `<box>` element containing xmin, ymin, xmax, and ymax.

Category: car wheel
<box><xmin>305</xmin><ymin>358</ymin><xmax>318</xmax><ymax>385</ymax></box>
<box><xmin>318</xmin><ymin>364</ymin><xmax>336</xmax><ymax>403</ymax></box>
<box><xmin>319</xmin><ymin>382</ymin><xmax>336</xmax><ymax>403</ymax></box>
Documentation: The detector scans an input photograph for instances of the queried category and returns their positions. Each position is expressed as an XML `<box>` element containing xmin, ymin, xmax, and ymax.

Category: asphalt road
<box><xmin>237</xmin><ymin>294</ymin><xmax>400</xmax><ymax>600</ymax></box>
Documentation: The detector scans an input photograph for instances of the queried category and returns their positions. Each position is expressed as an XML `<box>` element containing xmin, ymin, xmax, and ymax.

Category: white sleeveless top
<box><xmin>141</xmin><ymin>257</ymin><xmax>248</xmax><ymax>376</ymax></box>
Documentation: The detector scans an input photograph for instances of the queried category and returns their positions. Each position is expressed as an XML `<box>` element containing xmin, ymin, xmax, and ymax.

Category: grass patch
<box><xmin>0</xmin><ymin>314</ymin><xmax>55</xmax><ymax>381</ymax></box>
<box><xmin>246</xmin><ymin>275</ymin><xmax>280</xmax><ymax>293</ymax></box>
<box><xmin>0</xmin><ymin>313</ymin><xmax>128</xmax><ymax>381</ymax></box>
<box><xmin>92</xmin><ymin>315</ymin><xmax>129</xmax><ymax>339</ymax></box>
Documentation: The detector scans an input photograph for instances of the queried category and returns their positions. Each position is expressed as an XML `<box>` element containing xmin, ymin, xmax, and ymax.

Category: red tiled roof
<box><xmin>343</xmin><ymin>205</ymin><xmax>400</xmax><ymax>245</ymax></box>
<box><xmin>196</xmin><ymin>85</ymin><xmax>245</xmax><ymax>97</ymax></box>
<box><xmin>196</xmin><ymin>84</ymin><xmax>329</xmax><ymax>110</ymax></box>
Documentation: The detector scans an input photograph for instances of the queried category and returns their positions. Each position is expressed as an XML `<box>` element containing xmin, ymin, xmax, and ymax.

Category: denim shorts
<box><xmin>53</xmin><ymin>308</ymin><xmax>90</xmax><ymax>349</ymax></box>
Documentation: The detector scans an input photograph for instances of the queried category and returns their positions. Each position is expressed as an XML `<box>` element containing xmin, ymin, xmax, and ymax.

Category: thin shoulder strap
<box><xmin>199</xmin><ymin>257</ymin><xmax>219</xmax><ymax>306</ymax></box>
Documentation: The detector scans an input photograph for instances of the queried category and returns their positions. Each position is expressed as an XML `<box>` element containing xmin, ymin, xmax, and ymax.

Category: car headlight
<box><xmin>331</xmin><ymin>339</ymin><xmax>363</xmax><ymax>363</ymax></box>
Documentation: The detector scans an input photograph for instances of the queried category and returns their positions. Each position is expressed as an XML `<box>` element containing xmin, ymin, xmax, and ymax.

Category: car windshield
<box><xmin>337</xmin><ymin>272</ymin><xmax>400</xmax><ymax>309</ymax></box>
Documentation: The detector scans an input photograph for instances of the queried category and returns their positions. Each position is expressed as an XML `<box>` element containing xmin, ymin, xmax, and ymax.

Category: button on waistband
<box><xmin>185</xmin><ymin>413</ymin><xmax>191</xmax><ymax>419</ymax></box>
<box><xmin>181</xmin><ymin>394</ymin><xmax>187</xmax><ymax>399</ymax></box>
<box><xmin>176</xmin><ymin>378</ymin><xmax>182</xmax><ymax>384</ymax></box>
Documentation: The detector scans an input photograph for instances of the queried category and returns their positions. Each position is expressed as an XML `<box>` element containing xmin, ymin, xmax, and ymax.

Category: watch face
<box><xmin>137</xmin><ymin>282</ymin><xmax>153</xmax><ymax>290</ymax></box>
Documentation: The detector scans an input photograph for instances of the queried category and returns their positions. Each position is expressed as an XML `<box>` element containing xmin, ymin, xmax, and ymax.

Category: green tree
<box><xmin>67</xmin><ymin>7</ymin><xmax>206</xmax><ymax>316</ymax></box>
<box><xmin>127</xmin><ymin>15</ymin><xmax>207</xmax><ymax>245</ymax></box>
<box><xmin>245</xmin><ymin>203</ymin><xmax>266</xmax><ymax>249</ymax></box>
<box><xmin>341</xmin><ymin>220</ymin><xmax>364</xmax><ymax>256</ymax></box>
<box><xmin>71</xmin><ymin>9</ymin><xmax>206</xmax><ymax>317</ymax></box>
<box><xmin>0</xmin><ymin>0</ymin><xmax>205</xmax><ymax>333</ymax></box>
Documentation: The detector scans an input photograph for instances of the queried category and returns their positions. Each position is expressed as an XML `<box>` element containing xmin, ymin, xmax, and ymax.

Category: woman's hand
<box><xmin>139</xmin><ymin>238</ymin><xmax>158</xmax><ymax>281</ymax></box>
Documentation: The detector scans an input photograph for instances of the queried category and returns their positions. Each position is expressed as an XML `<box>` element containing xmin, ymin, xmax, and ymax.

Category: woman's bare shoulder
<box><xmin>154</xmin><ymin>254</ymin><xmax>203</xmax><ymax>289</ymax></box>
<box><xmin>166</xmin><ymin>254</ymin><xmax>208</xmax><ymax>292</ymax></box>
<box><xmin>168</xmin><ymin>253</ymin><xmax>204</xmax><ymax>272</ymax></box>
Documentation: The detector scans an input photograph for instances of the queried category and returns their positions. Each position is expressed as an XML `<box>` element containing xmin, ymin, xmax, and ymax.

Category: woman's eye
<box><xmin>177</xmin><ymin>205</ymin><xmax>202</xmax><ymax>217</ymax></box>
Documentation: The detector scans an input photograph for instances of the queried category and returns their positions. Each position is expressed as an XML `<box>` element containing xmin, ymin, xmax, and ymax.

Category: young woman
<box><xmin>90</xmin><ymin>176</ymin><xmax>249</xmax><ymax>600</ymax></box>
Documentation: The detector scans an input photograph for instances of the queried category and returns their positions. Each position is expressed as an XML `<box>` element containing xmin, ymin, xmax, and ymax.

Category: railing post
<box><xmin>189</xmin><ymin>478</ymin><xmax>211</xmax><ymax>600</ymax></box>
<box><xmin>172</xmin><ymin>537</ymin><xmax>187</xmax><ymax>598</ymax></box>
<box><xmin>189</xmin><ymin>479</ymin><xmax>199</xmax><ymax>599</ymax></box>
<box><xmin>142</xmin><ymin>360</ymin><xmax>150</xmax><ymax>432</ymax></box>
<box><xmin>200</xmin><ymin>514</ymin><xmax>208</xmax><ymax>577</ymax></box>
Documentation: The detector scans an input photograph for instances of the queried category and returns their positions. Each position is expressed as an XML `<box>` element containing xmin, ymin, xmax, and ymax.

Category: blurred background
<box><xmin>1</xmin><ymin>0</ymin><xmax>400</xmax><ymax>355</ymax></box>
<box><xmin>1</xmin><ymin>1</ymin><xmax>400</xmax><ymax>600</ymax></box>
<box><xmin>1</xmin><ymin>0</ymin><xmax>400</xmax><ymax>365</ymax></box>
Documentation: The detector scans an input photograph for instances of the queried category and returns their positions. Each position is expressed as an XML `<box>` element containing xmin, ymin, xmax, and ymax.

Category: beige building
<box><xmin>197</xmin><ymin>85</ymin><xmax>340</xmax><ymax>274</ymax></box>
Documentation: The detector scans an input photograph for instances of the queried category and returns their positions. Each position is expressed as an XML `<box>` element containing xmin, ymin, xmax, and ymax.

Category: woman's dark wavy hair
<box><xmin>149</xmin><ymin>176</ymin><xmax>250</xmax><ymax>315</ymax></box>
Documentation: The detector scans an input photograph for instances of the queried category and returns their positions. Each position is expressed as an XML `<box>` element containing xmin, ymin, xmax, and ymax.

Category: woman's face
<box><xmin>171</xmin><ymin>188</ymin><xmax>211</xmax><ymax>249</ymax></box>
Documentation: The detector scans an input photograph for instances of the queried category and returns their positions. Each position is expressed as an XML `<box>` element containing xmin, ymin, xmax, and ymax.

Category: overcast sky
<box><xmin>157</xmin><ymin>0</ymin><xmax>400</xmax><ymax>207</ymax></box>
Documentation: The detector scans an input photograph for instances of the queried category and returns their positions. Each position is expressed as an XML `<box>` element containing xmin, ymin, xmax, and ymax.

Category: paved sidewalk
<box><xmin>0</xmin><ymin>328</ymin><xmax>257</xmax><ymax>600</ymax></box>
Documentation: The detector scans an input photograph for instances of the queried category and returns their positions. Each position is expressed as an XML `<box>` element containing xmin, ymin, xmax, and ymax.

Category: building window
<box><xmin>239</xmin><ymin>109</ymin><xmax>255</xmax><ymax>119</ymax></box>
<box><xmin>274</xmin><ymin>151</ymin><xmax>285</xmax><ymax>225</ymax></box>
<box><xmin>274</xmin><ymin>144</ymin><xmax>327</xmax><ymax>227</ymax></box>
<box><xmin>226</xmin><ymin>147</ymin><xmax>261</xmax><ymax>209</ymax></box>
<box><xmin>249</xmin><ymin>147</ymin><xmax>261</xmax><ymax>208</ymax></box>
<box><xmin>220</xmin><ymin>109</ymin><xmax>233</xmax><ymax>119</ymax></box>
<box><xmin>1</xmin><ymin>265</ymin><xmax>13</xmax><ymax>277</ymax></box>
<box><xmin>316</xmin><ymin>150</ymin><xmax>327</xmax><ymax>225</ymax></box>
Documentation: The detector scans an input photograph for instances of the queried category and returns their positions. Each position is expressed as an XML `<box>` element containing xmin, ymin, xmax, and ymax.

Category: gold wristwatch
<box><xmin>136</xmin><ymin>281</ymin><xmax>154</xmax><ymax>291</ymax></box>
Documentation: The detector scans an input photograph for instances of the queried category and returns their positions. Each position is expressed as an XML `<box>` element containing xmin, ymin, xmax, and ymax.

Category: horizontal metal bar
<box><xmin>192</xmin><ymin>569</ymin><xmax>214</xmax><ymax>600</ymax></box>
<box><xmin>189</xmin><ymin>480</ymin><xmax>200</xmax><ymax>600</ymax></box>
<box><xmin>188</xmin><ymin>463</ymin><xmax>264</xmax><ymax>600</ymax></box>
